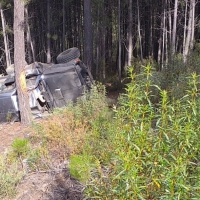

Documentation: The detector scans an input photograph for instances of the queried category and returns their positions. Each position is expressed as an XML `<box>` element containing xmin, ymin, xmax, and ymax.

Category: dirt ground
<box><xmin>0</xmin><ymin>122</ymin><xmax>27</xmax><ymax>154</ymax></box>
<box><xmin>0</xmin><ymin>88</ymin><xmax>121</xmax><ymax>153</ymax></box>
<box><xmin>0</xmin><ymin>90</ymin><xmax>121</xmax><ymax>200</ymax></box>
<box><xmin>0</xmin><ymin>121</ymin><xmax>84</xmax><ymax>200</ymax></box>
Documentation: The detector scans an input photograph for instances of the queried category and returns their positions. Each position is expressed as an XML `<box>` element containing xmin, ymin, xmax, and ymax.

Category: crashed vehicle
<box><xmin>0</xmin><ymin>47</ymin><xmax>93</xmax><ymax>122</ymax></box>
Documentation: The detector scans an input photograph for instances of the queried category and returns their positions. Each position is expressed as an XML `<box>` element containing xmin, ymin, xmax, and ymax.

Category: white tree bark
<box><xmin>190</xmin><ymin>0</ymin><xmax>195</xmax><ymax>50</ymax></box>
<box><xmin>183</xmin><ymin>0</ymin><xmax>188</xmax><ymax>62</ymax></box>
<box><xmin>0</xmin><ymin>7</ymin><xmax>11</xmax><ymax>67</ymax></box>
<box><xmin>171</xmin><ymin>0</ymin><xmax>178</xmax><ymax>55</ymax></box>
<box><xmin>162</xmin><ymin>0</ymin><xmax>166</xmax><ymax>69</ymax></box>
<box><xmin>168</xmin><ymin>0</ymin><xmax>172</xmax><ymax>48</ymax></box>
<box><xmin>127</xmin><ymin>0</ymin><xmax>133</xmax><ymax>66</ymax></box>
<box><xmin>25</xmin><ymin>6</ymin><xmax>35</xmax><ymax>63</ymax></box>
<box><xmin>183</xmin><ymin>0</ymin><xmax>195</xmax><ymax>62</ymax></box>
<box><xmin>137</xmin><ymin>0</ymin><xmax>143</xmax><ymax>61</ymax></box>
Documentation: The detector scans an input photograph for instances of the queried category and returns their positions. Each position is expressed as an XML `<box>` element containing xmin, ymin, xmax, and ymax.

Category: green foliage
<box><xmin>82</xmin><ymin>65</ymin><xmax>200</xmax><ymax>199</ymax></box>
<box><xmin>30</xmin><ymin>82</ymin><xmax>109</xmax><ymax>158</ymax></box>
<box><xmin>0</xmin><ymin>156</ymin><xmax>22</xmax><ymax>198</ymax></box>
<box><xmin>0</xmin><ymin>82</ymin><xmax>108</xmax><ymax>197</ymax></box>
<box><xmin>69</xmin><ymin>154</ymin><xmax>91</xmax><ymax>182</ymax></box>
<box><xmin>10</xmin><ymin>137</ymin><xmax>29</xmax><ymax>158</ymax></box>
<box><xmin>163</xmin><ymin>50</ymin><xmax>200</xmax><ymax>99</ymax></box>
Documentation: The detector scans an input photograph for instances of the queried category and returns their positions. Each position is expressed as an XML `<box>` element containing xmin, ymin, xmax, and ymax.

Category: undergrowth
<box><xmin>0</xmin><ymin>156</ymin><xmax>22</xmax><ymax>198</ymax></box>
<box><xmin>81</xmin><ymin>65</ymin><xmax>200</xmax><ymax>199</ymax></box>
<box><xmin>2</xmin><ymin>65</ymin><xmax>200</xmax><ymax>199</ymax></box>
<box><xmin>0</xmin><ymin>82</ymin><xmax>108</xmax><ymax>199</ymax></box>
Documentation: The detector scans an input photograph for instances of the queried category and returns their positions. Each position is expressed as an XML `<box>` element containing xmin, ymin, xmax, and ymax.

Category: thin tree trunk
<box><xmin>137</xmin><ymin>0</ymin><xmax>143</xmax><ymax>61</ymax></box>
<box><xmin>183</xmin><ymin>0</ymin><xmax>194</xmax><ymax>62</ymax></box>
<box><xmin>83</xmin><ymin>0</ymin><xmax>93</xmax><ymax>71</ymax></box>
<box><xmin>171</xmin><ymin>0</ymin><xmax>178</xmax><ymax>55</ymax></box>
<box><xmin>0</xmin><ymin>7</ymin><xmax>11</xmax><ymax>67</ymax></box>
<box><xmin>14</xmin><ymin>0</ymin><xmax>31</xmax><ymax>125</ymax></box>
<box><xmin>47</xmin><ymin>0</ymin><xmax>51</xmax><ymax>63</ymax></box>
<box><xmin>95</xmin><ymin>6</ymin><xmax>100</xmax><ymax>78</ymax></box>
<box><xmin>62</xmin><ymin>0</ymin><xmax>66</xmax><ymax>51</ymax></box>
<box><xmin>183</xmin><ymin>0</ymin><xmax>188</xmax><ymax>61</ymax></box>
<box><xmin>25</xmin><ymin>6</ymin><xmax>35</xmax><ymax>63</ymax></box>
<box><xmin>149</xmin><ymin>0</ymin><xmax>153</xmax><ymax>57</ymax></box>
<box><xmin>162</xmin><ymin>0</ymin><xmax>166</xmax><ymax>69</ymax></box>
<box><xmin>118</xmin><ymin>0</ymin><xmax>121</xmax><ymax>81</ymax></box>
<box><xmin>165</xmin><ymin>18</ymin><xmax>168</xmax><ymax>65</ymax></box>
<box><xmin>102</xmin><ymin>1</ymin><xmax>106</xmax><ymax>79</ymax></box>
<box><xmin>190</xmin><ymin>0</ymin><xmax>195</xmax><ymax>50</ymax></box>
<box><xmin>105</xmin><ymin>0</ymin><xmax>112</xmax><ymax>71</ymax></box>
<box><xmin>127</xmin><ymin>0</ymin><xmax>133</xmax><ymax>66</ymax></box>
<box><xmin>168</xmin><ymin>0</ymin><xmax>172</xmax><ymax>48</ymax></box>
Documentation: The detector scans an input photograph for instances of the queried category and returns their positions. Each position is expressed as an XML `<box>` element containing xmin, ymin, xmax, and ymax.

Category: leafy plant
<box><xmin>0</xmin><ymin>156</ymin><xmax>22</xmax><ymax>198</ymax></box>
<box><xmin>10</xmin><ymin>137</ymin><xmax>29</xmax><ymax>158</ymax></box>
<box><xmin>69</xmin><ymin>154</ymin><xmax>91</xmax><ymax>182</ymax></box>
<box><xmin>83</xmin><ymin>65</ymin><xmax>200</xmax><ymax>199</ymax></box>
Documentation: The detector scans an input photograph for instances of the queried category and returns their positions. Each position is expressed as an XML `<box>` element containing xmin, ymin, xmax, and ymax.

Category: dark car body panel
<box><xmin>0</xmin><ymin>60</ymin><xmax>92</xmax><ymax>122</ymax></box>
<box><xmin>0</xmin><ymin>89</ymin><xmax>19</xmax><ymax>122</ymax></box>
<box><xmin>42</xmin><ymin>64</ymin><xmax>84</xmax><ymax>107</ymax></box>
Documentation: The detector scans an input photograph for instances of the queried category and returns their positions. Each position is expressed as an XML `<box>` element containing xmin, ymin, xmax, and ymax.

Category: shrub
<box><xmin>83</xmin><ymin>65</ymin><xmax>200</xmax><ymax>199</ymax></box>
<box><xmin>31</xmin><ymin>82</ymin><xmax>109</xmax><ymax>156</ymax></box>
<box><xmin>10</xmin><ymin>137</ymin><xmax>29</xmax><ymax>158</ymax></box>
<box><xmin>0</xmin><ymin>156</ymin><xmax>22</xmax><ymax>198</ymax></box>
<box><xmin>69</xmin><ymin>154</ymin><xmax>91</xmax><ymax>182</ymax></box>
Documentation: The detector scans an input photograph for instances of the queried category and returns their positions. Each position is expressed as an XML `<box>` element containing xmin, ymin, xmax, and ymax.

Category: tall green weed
<box><xmin>0</xmin><ymin>156</ymin><xmax>22</xmax><ymax>198</ymax></box>
<box><xmin>83</xmin><ymin>65</ymin><xmax>200</xmax><ymax>199</ymax></box>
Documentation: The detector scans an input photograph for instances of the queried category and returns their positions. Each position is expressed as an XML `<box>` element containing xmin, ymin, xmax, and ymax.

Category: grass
<box><xmin>2</xmin><ymin>65</ymin><xmax>200</xmax><ymax>199</ymax></box>
<box><xmin>0</xmin><ymin>82</ymin><xmax>107</xmax><ymax>198</ymax></box>
<box><xmin>0</xmin><ymin>156</ymin><xmax>22</xmax><ymax>198</ymax></box>
<box><xmin>81</xmin><ymin>66</ymin><xmax>200</xmax><ymax>199</ymax></box>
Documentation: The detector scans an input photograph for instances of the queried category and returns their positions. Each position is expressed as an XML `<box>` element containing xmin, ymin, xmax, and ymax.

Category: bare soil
<box><xmin>0</xmin><ymin>122</ymin><xmax>27</xmax><ymax>154</ymax></box>
<box><xmin>0</xmin><ymin>90</ymin><xmax>121</xmax><ymax>200</ymax></box>
<box><xmin>0</xmin><ymin>121</ymin><xmax>84</xmax><ymax>200</ymax></box>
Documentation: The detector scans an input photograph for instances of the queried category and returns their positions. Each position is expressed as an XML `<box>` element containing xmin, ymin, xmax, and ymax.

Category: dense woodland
<box><xmin>2</xmin><ymin>1</ymin><xmax>200</xmax><ymax>198</ymax></box>
<box><xmin>0</xmin><ymin>0</ymin><xmax>200</xmax><ymax>79</ymax></box>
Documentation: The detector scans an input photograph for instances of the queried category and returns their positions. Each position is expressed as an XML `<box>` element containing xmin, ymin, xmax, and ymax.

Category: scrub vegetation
<box><xmin>1</xmin><ymin>61</ymin><xmax>200</xmax><ymax>199</ymax></box>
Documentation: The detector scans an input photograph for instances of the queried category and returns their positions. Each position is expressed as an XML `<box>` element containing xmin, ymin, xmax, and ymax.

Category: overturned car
<box><xmin>0</xmin><ymin>48</ymin><xmax>93</xmax><ymax>122</ymax></box>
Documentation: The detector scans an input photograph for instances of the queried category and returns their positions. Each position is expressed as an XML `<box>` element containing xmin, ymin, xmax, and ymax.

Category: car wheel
<box><xmin>56</xmin><ymin>47</ymin><xmax>80</xmax><ymax>64</ymax></box>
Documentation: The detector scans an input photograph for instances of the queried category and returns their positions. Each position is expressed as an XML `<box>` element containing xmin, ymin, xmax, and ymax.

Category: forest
<box><xmin>0</xmin><ymin>0</ymin><xmax>199</xmax><ymax>79</ymax></box>
<box><xmin>1</xmin><ymin>0</ymin><xmax>200</xmax><ymax>199</ymax></box>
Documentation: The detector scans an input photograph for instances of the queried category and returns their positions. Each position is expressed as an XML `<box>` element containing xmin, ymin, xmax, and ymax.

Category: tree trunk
<box><xmin>83</xmin><ymin>0</ymin><xmax>93</xmax><ymax>71</ymax></box>
<box><xmin>101</xmin><ymin>1</ymin><xmax>106</xmax><ymax>80</ymax></box>
<box><xmin>47</xmin><ymin>0</ymin><xmax>51</xmax><ymax>63</ymax></box>
<box><xmin>95</xmin><ymin>6</ymin><xmax>100</xmax><ymax>79</ymax></box>
<box><xmin>162</xmin><ymin>0</ymin><xmax>166</xmax><ymax>69</ymax></box>
<box><xmin>14</xmin><ymin>0</ymin><xmax>31</xmax><ymax>125</ymax></box>
<box><xmin>118</xmin><ymin>0</ymin><xmax>121</xmax><ymax>81</ymax></box>
<box><xmin>190</xmin><ymin>0</ymin><xmax>195</xmax><ymax>50</ymax></box>
<box><xmin>127</xmin><ymin>0</ymin><xmax>133</xmax><ymax>66</ymax></box>
<box><xmin>171</xmin><ymin>0</ymin><xmax>178</xmax><ymax>55</ymax></box>
<box><xmin>183</xmin><ymin>0</ymin><xmax>188</xmax><ymax>62</ymax></box>
<box><xmin>25</xmin><ymin>6</ymin><xmax>35</xmax><ymax>64</ymax></box>
<box><xmin>183</xmin><ymin>0</ymin><xmax>195</xmax><ymax>62</ymax></box>
<box><xmin>62</xmin><ymin>0</ymin><xmax>66</xmax><ymax>51</ymax></box>
<box><xmin>149</xmin><ymin>0</ymin><xmax>154</xmax><ymax>58</ymax></box>
<box><xmin>0</xmin><ymin>6</ymin><xmax>11</xmax><ymax>68</ymax></box>
<box><xmin>137</xmin><ymin>0</ymin><xmax>143</xmax><ymax>61</ymax></box>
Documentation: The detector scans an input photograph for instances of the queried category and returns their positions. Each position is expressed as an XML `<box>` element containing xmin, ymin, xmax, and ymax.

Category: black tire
<box><xmin>56</xmin><ymin>47</ymin><xmax>80</xmax><ymax>64</ymax></box>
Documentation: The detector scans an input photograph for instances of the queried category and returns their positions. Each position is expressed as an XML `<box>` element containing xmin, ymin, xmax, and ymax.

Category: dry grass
<box><xmin>31</xmin><ymin>109</ymin><xmax>88</xmax><ymax>157</ymax></box>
